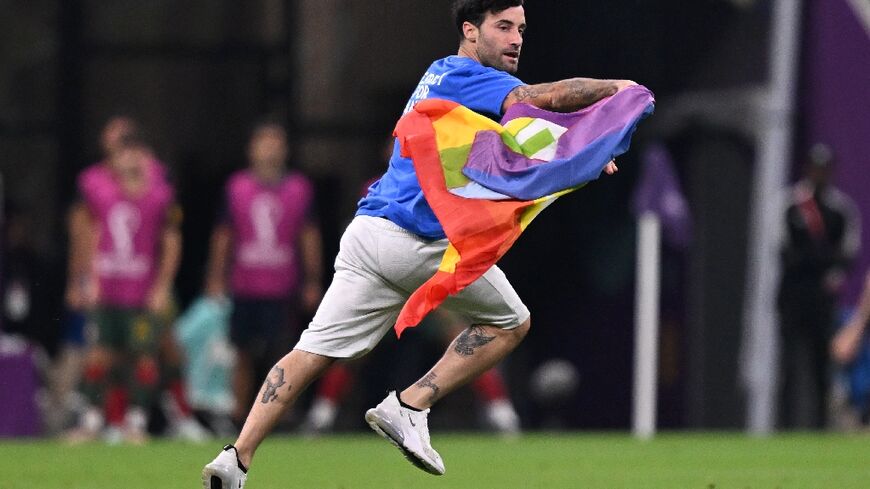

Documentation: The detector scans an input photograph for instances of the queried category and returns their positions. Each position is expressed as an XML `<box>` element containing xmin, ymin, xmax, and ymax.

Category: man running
<box><xmin>204</xmin><ymin>1</ymin><xmax>634</xmax><ymax>486</ymax></box>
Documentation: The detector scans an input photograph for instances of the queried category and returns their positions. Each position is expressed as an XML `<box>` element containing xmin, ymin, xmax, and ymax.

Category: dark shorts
<box><xmin>63</xmin><ymin>309</ymin><xmax>88</xmax><ymax>347</ymax></box>
<box><xmin>230</xmin><ymin>297</ymin><xmax>298</xmax><ymax>361</ymax></box>
<box><xmin>90</xmin><ymin>307</ymin><xmax>162</xmax><ymax>354</ymax></box>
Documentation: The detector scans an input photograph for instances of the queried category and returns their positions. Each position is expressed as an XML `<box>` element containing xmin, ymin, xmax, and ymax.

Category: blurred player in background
<box><xmin>830</xmin><ymin>269</ymin><xmax>870</xmax><ymax>426</ymax></box>
<box><xmin>205</xmin><ymin>1</ymin><xmax>634</xmax><ymax>485</ymax></box>
<box><xmin>204</xmin><ymin>120</ymin><xmax>323</xmax><ymax>427</ymax></box>
<box><xmin>832</xmin><ymin>270</ymin><xmax>870</xmax><ymax>365</ymax></box>
<box><xmin>54</xmin><ymin>116</ymin><xmax>137</xmax><ymax>434</ymax></box>
<box><xmin>65</xmin><ymin>119</ymin><xmax>182</xmax><ymax>443</ymax></box>
<box><xmin>777</xmin><ymin>143</ymin><xmax>861</xmax><ymax>429</ymax></box>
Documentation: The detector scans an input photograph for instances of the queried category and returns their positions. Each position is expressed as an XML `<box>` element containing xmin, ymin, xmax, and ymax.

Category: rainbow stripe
<box><xmin>393</xmin><ymin>85</ymin><xmax>655</xmax><ymax>336</ymax></box>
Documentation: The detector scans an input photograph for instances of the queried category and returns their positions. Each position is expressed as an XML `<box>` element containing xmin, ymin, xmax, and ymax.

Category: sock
<box><xmin>130</xmin><ymin>356</ymin><xmax>160</xmax><ymax>408</ymax></box>
<box><xmin>472</xmin><ymin>368</ymin><xmax>508</xmax><ymax>403</ymax></box>
<box><xmin>396</xmin><ymin>392</ymin><xmax>424</xmax><ymax>412</ymax></box>
<box><xmin>104</xmin><ymin>386</ymin><xmax>128</xmax><ymax>426</ymax></box>
<box><xmin>81</xmin><ymin>362</ymin><xmax>109</xmax><ymax>406</ymax></box>
<box><xmin>167</xmin><ymin>379</ymin><xmax>193</xmax><ymax>417</ymax></box>
<box><xmin>317</xmin><ymin>364</ymin><xmax>354</xmax><ymax>402</ymax></box>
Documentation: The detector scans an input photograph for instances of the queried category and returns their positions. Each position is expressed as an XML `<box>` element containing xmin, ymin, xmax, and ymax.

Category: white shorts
<box><xmin>295</xmin><ymin>215</ymin><xmax>530</xmax><ymax>359</ymax></box>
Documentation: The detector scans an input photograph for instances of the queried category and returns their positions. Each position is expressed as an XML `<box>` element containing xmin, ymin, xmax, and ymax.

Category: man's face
<box><xmin>806</xmin><ymin>164</ymin><xmax>832</xmax><ymax>189</ymax></box>
<box><xmin>470</xmin><ymin>6</ymin><xmax>526</xmax><ymax>73</ymax></box>
<box><xmin>249</xmin><ymin>127</ymin><xmax>288</xmax><ymax>175</ymax></box>
<box><xmin>100</xmin><ymin>117</ymin><xmax>136</xmax><ymax>157</ymax></box>
<box><xmin>111</xmin><ymin>145</ymin><xmax>147</xmax><ymax>180</ymax></box>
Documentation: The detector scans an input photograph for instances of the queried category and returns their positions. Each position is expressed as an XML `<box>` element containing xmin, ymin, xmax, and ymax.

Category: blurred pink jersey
<box><xmin>78</xmin><ymin>159</ymin><xmax>174</xmax><ymax>307</ymax></box>
<box><xmin>226</xmin><ymin>170</ymin><xmax>314</xmax><ymax>299</ymax></box>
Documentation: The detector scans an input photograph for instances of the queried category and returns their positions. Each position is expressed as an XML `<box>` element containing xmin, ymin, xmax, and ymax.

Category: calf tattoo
<box><xmin>454</xmin><ymin>325</ymin><xmax>495</xmax><ymax>356</ymax></box>
<box><xmin>416</xmin><ymin>372</ymin><xmax>440</xmax><ymax>402</ymax></box>
<box><xmin>260</xmin><ymin>365</ymin><xmax>288</xmax><ymax>404</ymax></box>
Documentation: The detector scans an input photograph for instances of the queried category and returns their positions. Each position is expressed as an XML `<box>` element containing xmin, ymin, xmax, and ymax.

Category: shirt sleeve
<box><xmin>457</xmin><ymin>65</ymin><xmax>524</xmax><ymax>118</ymax></box>
<box><xmin>76</xmin><ymin>169</ymin><xmax>99</xmax><ymax>214</ymax></box>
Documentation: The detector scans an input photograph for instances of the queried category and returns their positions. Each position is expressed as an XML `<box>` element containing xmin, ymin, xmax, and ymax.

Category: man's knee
<box><xmin>487</xmin><ymin>316</ymin><xmax>530</xmax><ymax>344</ymax></box>
<box><xmin>83</xmin><ymin>346</ymin><xmax>113</xmax><ymax>372</ymax></box>
<box><xmin>511</xmin><ymin>316</ymin><xmax>531</xmax><ymax>341</ymax></box>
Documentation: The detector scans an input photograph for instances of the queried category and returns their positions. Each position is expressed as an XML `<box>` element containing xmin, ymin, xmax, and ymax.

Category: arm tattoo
<box><xmin>557</xmin><ymin>78</ymin><xmax>617</xmax><ymax>110</ymax></box>
<box><xmin>454</xmin><ymin>325</ymin><xmax>496</xmax><ymax>356</ymax></box>
<box><xmin>511</xmin><ymin>78</ymin><xmax>617</xmax><ymax>112</ymax></box>
<box><xmin>415</xmin><ymin>372</ymin><xmax>440</xmax><ymax>402</ymax></box>
<box><xmin>511</xmin><ymin>84</ymin><xmax>549</xmax><ymax>103</ymax></box>
<box><xmin>260</xmin><ymin>365</ymin><xmax>288</xmax><ymax>404</ymax></box>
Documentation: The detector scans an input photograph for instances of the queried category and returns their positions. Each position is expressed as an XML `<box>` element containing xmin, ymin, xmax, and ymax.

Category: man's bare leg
<box><xmin>234</xmin><ymin>349</ymin><xmax>334</xmax><ymax>468</ymax></box>
<box><xmin>400</xmin><ymin>319</ymin><xmax>530</xmax><ymax>409</ymax></box>
<box><xmin>231</xmin><ymin>351</ymin><xmax>254</xmax><ymax>424</ymax></box>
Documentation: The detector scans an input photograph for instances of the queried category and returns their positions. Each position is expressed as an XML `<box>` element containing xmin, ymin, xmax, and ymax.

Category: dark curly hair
<box><xmin>451</xmin><ymin>0</ymin><xmax>524</xmax><ymax>40</ymax></box>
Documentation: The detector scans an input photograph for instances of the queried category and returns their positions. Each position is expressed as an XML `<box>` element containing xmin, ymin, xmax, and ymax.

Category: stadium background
<box><xmin>0</xmin><ymin>0</ymin><xmax>868</xmax><ymax>435</ymax></box>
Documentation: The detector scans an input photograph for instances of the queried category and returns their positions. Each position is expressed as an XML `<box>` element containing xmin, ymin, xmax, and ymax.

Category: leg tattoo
<box><xmin>454</xmin><ymin>325</ymin><xmax>495</xmax><ymax>356</ymax></box>
<box><xmin>415</xmin><ymin>372</ymin><xmax>440</xmax><ymax>403</ymax></box>
<box><xmin>260</xmin><ymin>365</ymin><xmax>288</xmax><ymax>404</ymax></box>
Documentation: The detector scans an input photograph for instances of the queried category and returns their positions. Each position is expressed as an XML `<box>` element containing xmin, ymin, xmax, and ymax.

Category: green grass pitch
<box><xmin>3</xmin><ymin>432</ymin><xmax>869</xmax><ymax>488</ymax></box>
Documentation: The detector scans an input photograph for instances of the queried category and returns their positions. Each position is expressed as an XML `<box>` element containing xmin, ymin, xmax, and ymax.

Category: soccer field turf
<box><xmin>3</xmin><ymin>432</ymin><xmax>868</xmax><ymax>489</ymax></box>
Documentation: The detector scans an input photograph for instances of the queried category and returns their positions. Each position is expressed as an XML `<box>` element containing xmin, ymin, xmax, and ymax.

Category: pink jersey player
<box><xmin>67</xmin><ymin>122</ymin><xmax>184</xmax><ymax>444</ymax></box>
<box><xmin>205</xmin><ymin>120</ymin><xmax>323</xmax><ymax>424</ymax></box>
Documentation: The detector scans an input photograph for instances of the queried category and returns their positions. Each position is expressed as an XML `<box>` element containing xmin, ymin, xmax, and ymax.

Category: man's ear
<box><xmin>462</xmin><ymin>21</ymin><xmax>478</xmax><ymax>43</ymax></box>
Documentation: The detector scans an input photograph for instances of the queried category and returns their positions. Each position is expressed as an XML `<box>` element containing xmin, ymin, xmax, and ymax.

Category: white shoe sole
<box><xmin>364</xmin><ymin>408</ymin><xmax>444</xmax><ymax>475</ymax></box>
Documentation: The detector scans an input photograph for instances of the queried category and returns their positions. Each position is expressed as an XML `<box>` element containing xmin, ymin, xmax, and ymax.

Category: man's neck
<box><xmin>253</xmin><ymin>168</ymin><xmax>284</xmax><ymax>185</ymax></box>
<box><xmin>115</xmin><ymin>170</ymin><xmax>148</xmax><ymax>198</ymax></box>
<box><xmin>456</xmin><ymin>43</ymin><xmax>479</xmax><ymax>64</ymax></box>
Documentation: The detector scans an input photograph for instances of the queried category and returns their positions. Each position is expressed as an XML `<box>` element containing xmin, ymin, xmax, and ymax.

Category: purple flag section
<box><xmin>461</xmin><ymin>85</ymin><xmax>655</xmax><ymax>201</ymax></box>
<box><xmin>632</xmin><ymin>143</ymin><xmax>691</xmax><ymax>249</ymax></box>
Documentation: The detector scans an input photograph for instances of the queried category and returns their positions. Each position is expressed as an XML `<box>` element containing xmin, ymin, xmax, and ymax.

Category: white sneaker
<box><xmin>103</xmin><ymin>426</ymin><xmax>124</xmax><ymax>445</ymax></box>
<box><xmin>63</xmin><ymin>406</ymin><xmax>104</xmax><ymax>444</ymax></box>
<box><xmin>484</xmin><ymin>399</ymin><xmax>521</xmax><ymax>436</ymax></box>
<box><xmin>301</xmin><ymin>398</ymin><xmax>338</xmax><ymax>435</ymax></box>
<box><xmin>364</xmin><ymin>391</ymin><xmax>445</xmax><ymax>475</ymax></box>
<box><xmin>202</xmin><ymin>445</ymin><xmax>248</xmax><ymax>489</ymax></box>
<box><xmin>174</xmin><ymin>416</ymin><xmax>210</xmax><ymax>443</ymax></box>
<box><xmin>123</xmin><ymin>407</ymin><xmax>150</xmax><ymax>445</ymax></box>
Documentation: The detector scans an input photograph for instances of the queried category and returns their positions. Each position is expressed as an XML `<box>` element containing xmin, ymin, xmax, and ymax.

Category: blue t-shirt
<box><xmin>356</xmin><ymin>55</ymin><xmax>524</xmax><ymax>239</ymax></box>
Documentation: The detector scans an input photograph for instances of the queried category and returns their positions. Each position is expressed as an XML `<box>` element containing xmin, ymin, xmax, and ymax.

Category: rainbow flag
<box><xmin>393</xmin><ymin>85</ymin><xmax>655</xmax><ymax>337</ymax></box>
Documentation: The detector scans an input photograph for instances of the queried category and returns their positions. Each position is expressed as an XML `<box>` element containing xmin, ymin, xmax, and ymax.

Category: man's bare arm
<box><xmin>65</xmin><ymin>202</ymin><xmax>98</xmax><ymax>308</ymax></box>
<box><xmin>204</xmin><ymin>223</ymin><xmax>232</xmax><ymax>297</ymax></box>
<box><xmin>831</xmin><ymin>270</ymin><xmax>870</xmax><ymax>364</ymax></box>
<box><xmin>503</xmin><ymin>78</ymin><xmax>636</xmax><ymax>113</ymax></box>
<box><xmin>854</xmin><ymin>272</ymin><xmax>870</xmax><ymax>330</ymax></box>
<box><xmin>148</xmin><ymin>207</ymin><xmax>183</xmax><ymax>313</ymax></box>
<box><xmin>298</xmin><ymin>221</ymin><xmax>323</xmax><ymax>312</ymax></box>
